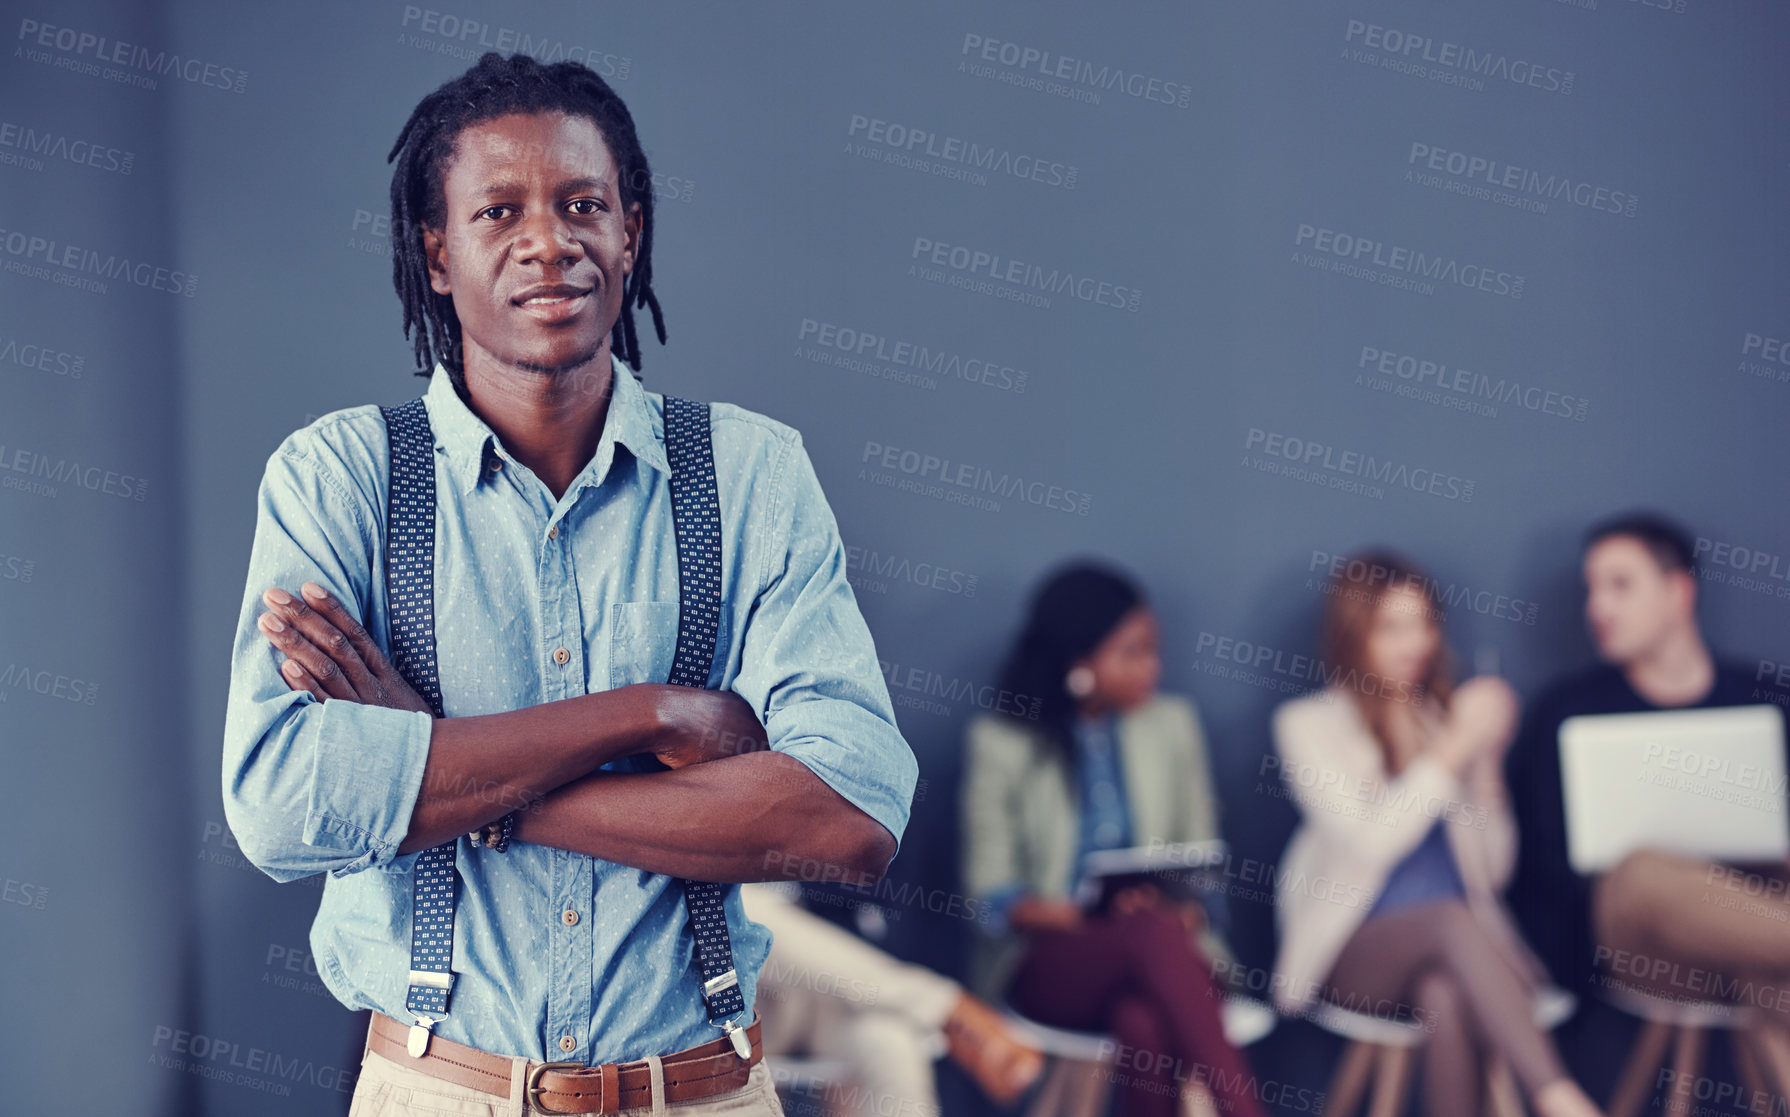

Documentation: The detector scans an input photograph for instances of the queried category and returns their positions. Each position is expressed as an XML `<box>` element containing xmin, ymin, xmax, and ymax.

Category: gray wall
<box><xmin>4</xmin><ymin>1</ymin><xmax>1788</xmax><ymax>1113</ymax></box>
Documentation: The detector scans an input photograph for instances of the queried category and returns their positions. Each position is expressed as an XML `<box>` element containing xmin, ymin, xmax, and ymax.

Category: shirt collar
<box><xmin>422</xmin><ymin>352</ymin><xmax>670</xmax><ymax>497</ymax></box>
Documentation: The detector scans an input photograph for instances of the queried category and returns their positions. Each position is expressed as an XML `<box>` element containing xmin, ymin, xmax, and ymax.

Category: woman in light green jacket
<box><xmin>959</xmin><ymin>560</ymin><xmax>1264</xmax><ymax>1117</ymax></box>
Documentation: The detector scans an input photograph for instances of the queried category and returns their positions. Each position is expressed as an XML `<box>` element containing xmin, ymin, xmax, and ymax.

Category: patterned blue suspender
<box><xmin>378</xmin><ymin>399</ymin><xmax>456</xmax><ymax>1059</ymax></box>
<box><xmin>377</xmin><ymin>392</ymin><xmax>747</xmax><ymax>1062</ymax></box>
<box><xmin>661</xmin><ymin>395</ymin><xmax>751</xmax><ymax>1057</ymax></box>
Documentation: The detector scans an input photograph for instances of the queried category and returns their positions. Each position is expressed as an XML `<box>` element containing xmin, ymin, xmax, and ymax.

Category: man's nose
<box><xmin>514</xmin><ymin>208</ymin><xmax>582</xmax><ymax>267</ymax></box>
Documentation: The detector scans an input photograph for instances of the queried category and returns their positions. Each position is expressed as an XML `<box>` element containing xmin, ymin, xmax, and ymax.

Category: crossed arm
<box><xmin>255</xmin><ymin>581</ymin><xmax>896</xmax><ymax>884</ymax></box>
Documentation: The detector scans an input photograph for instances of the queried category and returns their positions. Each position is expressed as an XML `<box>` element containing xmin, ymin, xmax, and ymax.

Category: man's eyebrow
<box><xmin>473</xmin><ymin>176</ymin><xmax>612</xmax><ymax>197</ymax></box>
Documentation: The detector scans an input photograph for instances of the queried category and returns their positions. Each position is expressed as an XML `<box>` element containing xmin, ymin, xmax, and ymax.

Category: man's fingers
<box><xmin>257</xmin><ymin>607</ymin><xmax>359</xmax><ymax>701</ymax></box>
<box><xmin>278</xmin><ymin>656</ymin><xmax>333</xmax><ymax>704</ymax></box>
<box><xmin>262</xmin><ymin>585</ymin><xmax>376</xmax><ymax>694</ymax></box>
<box><xmin>298</xmin><ymin>582</ymin><xmax>389</xmax><ymax>666</ymax></box>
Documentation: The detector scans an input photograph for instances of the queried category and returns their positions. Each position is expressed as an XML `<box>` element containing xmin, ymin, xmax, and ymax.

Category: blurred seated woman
<box><xmin>960</xmin><ymin>559</ymin><xmax>1265</xmax><ymax>1117</ymax></box>
<box><xmin>1269</xmin><ymin>550</ymin><xmax>1603</xmax><ymax>1117</ymax></box>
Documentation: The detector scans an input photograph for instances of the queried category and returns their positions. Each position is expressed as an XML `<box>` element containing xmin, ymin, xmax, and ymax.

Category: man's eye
<box><xmin>567</xmin><ymin>199</ymin><xmax>601</xmax><ymax>215</ymax></box>
<box><xmin>479</xmin><ymin>205</ymin><xmax>513</xmax><ymax>221</ymax></box>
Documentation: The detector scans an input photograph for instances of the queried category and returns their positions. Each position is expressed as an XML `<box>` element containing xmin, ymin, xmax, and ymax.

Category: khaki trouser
<box><xmin>347</xmin><ymin>1024</ymin><xmax>787</xmax><ymax>1117</ymax></box>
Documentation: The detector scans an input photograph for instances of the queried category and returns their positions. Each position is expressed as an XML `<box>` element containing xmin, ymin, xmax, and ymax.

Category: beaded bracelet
<box><xmin>468</xmin><ymin>811</ymin><xmax>516</xmax><ymax>852</ymax></box>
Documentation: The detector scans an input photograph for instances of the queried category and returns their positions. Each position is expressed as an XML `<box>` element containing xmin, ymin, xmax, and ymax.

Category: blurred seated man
<box><xmin>745</xmin><ymin>881</ymin><xmax>1042</xmax><ymax>1117</ymax></box>
<box><xmin>1508</xmin><ymin>512</ymin><xmax>1790</xmax><ymax>1044</ymax></box>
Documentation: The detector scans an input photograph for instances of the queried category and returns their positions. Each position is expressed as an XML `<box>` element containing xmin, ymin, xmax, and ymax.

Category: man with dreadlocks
<box><xmin>220</xmin><ymin>53</ymin><xmax>924</xmax><ymax>1115</ymax></box>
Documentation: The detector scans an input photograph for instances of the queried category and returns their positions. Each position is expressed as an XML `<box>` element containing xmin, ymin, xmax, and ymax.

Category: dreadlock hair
<box><xmin>386</xmin><ymin>51</ymin><xmax>668</xmax><ymax>395</ymax></box>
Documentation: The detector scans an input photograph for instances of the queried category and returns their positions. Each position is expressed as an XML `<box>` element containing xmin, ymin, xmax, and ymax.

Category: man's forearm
<box><xmin>509</xmin><ymin>750</ymin><xmax>897</xmax><ymax>883</ymax></box>
<box><xmin>397</xmin><ymin>687</ymin><xmax>658</xmax><ymax>855</ymax></box>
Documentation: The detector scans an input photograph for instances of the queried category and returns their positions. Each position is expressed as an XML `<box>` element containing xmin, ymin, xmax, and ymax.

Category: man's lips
<box><xmin>512</xmin><ymin>285</ymin><xmax>592</xmax><ymax>323</ymax></box>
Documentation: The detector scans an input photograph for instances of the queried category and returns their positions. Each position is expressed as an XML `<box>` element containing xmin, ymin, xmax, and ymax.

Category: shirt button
<box><xmin>548</xmin><ymin>524</ymin><xmax>559</xmax><ymax>540</ymax></box>
<box><xmin>559</xmin><ymin>1035</ymin><xmax>576</xmax><ymax>1053</ymax></box>
<box><xmin>561</xmin><ymin>908</ymin><xmax>579</xmax><ymax>926</ymax></box>
<box><xmin>553</xmin><ymin>647</ymin><xmax>570</xmax><ymax>665</ymax></box>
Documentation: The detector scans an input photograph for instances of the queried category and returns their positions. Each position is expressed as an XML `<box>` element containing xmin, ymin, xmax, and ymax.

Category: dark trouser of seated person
<box><xmin>1271</xmin><ymin>550</ymin><xmax>1603</xmax><ymax>1117</ymax></box>
<box><xmin>1506</xmin><ymin>513</ymin><xmax>1790</xmax><ymax>1072</ymax></box>
<box><xmin>961</xmin><ymin>560</ymin><xmax>1266</xmax><ymax>1117</ymax></box>
<box><xmin>221</xmin><ymin>53</ymin><xmax>917</xmax><ymax>1117</ymax></box>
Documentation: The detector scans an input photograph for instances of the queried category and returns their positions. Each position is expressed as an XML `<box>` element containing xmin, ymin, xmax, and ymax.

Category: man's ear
<box><xmin>621</xmin><ymin>201</ymin><xmax>642</xmax><ymax>276</ymax></box>
<box><xmin>423</xmin><ymin>225</ymin><xmax>451</xmax><ymax>296</ymax></box>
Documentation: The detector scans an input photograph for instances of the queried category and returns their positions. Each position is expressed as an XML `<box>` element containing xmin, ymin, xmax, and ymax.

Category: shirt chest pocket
<box><xmin>608</xmin><ymin>601</ymin><xmax>682</xmax><ymax>689</ymax></box>
<box><xmin>608</xmin><ymin>597</ymin><xmax>734</xmax><ymax>690</ymax></box>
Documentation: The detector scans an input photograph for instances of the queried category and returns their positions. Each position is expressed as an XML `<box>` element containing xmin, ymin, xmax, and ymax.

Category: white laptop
<box><xmin>1559</xmin><ymin>704</ymin><xmax>1789</xmax><ymax>874</ymax></box>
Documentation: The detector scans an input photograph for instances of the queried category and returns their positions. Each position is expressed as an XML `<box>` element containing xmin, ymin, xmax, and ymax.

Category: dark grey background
<box><xmin>3</xmin><ymin>0</ymin><xmax>1787</xmax><ymax>1113</ymax></box>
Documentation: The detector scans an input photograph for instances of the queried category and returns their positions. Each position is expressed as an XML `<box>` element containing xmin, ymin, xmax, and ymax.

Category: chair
<box><xmin>1599</xmin><ymin>982</ymin><xmax>1765</xmax><ymax>1117</ymax></box>
<box><xmin>1003</xmin><ymin>996</ymin><xmax>1279</xmax><ymax>1117</ymax></box>
<box><xmin>1307</xmin><ymin>987</ymin><xmax>1577</xmax><ymax>1117</ymax></box>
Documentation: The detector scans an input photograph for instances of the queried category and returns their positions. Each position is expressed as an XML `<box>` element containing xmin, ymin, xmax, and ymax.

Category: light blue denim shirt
<box><xmin>220</xmin><ymin>353</ymin><xmax>917</xmax><ymax>1064</ymax></box>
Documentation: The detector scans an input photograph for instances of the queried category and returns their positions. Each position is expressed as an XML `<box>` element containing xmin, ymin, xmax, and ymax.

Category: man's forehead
<box><xmin>451</xmin><ymin>115</ymin><xmax>613</xmax><ymax>176</ymax></box>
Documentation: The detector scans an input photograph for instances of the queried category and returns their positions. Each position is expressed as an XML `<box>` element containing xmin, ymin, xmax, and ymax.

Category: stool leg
<box><xmin>1326</xmin><ymin>1040</ymin><xmax>1378</xmax><ymax>1117</ymax></box>
<box><xmin>1733</xmin><ymin>1026</ymin><xmax>1772</xmax><ymax>1106</ymax></box>
<box><xmin>1661</xmin><ymin>1026</ymin><xmax>1706</xmax><ymax>1117</ymax></box>
<box><xmin>1061</xmin><ymin>1059</ymin><xmax>1110</xmax><ymax>1117</ymax></box>
<box><xmin>1181</xmin><ymin>1080</ymin><xmax>1221</xmax><ymax>1117</ymax></box>
<box><xmin>1748</xmin><ymin>1018</ymin><xmax>1790</xmax><ymax>1100</ymax></box>
<box><xmin>1368</xmin><ymin>1045</ymin><xmax>1414</xmax><ymax>1117</ymax></box>
<box><xmin>1608</xmin><ymin>1020</ymin><xmax>1672</xmax><ymax>1117</ymax></box>
<box><xmin>1026</xmin><ymin>1058</ymin><xmax>1070</xmax><ymax>1117</ymax></box>
<box><xmin>1485</xmin><ymin>1056</ymin><xmax>1523</xmax><ymax>1117</ymax></box>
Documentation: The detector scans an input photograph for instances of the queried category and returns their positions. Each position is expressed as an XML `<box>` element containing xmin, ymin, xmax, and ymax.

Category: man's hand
<box><xmin>256</xmin><ymin>585</ymin><xmax>770</xmax><ymax>770</ymax></box>
<box><xmin>642</xmin><ymin>685</ymin><xmax>770</xmax><ymax>769</ymax></box>
<box><xmin>256</xmin><ymin>582</ymin><xmax>431</xmax><ymax>713</ymax></box>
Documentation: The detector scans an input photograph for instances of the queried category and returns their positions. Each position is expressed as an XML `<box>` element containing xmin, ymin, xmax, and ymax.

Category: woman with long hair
<box><xmin>961</xmin><ymin>559</ymin><xmax>1266</xmax><ymax>1117</ymax></box>
<box><xmin>1270</xmin><ymin>550</ymin><xmax>1603</xmax><ymax>1117</ymax></box>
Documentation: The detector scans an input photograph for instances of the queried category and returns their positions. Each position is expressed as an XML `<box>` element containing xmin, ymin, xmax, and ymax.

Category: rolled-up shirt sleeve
<box><xmin>221</xmin><ymin>438</ymin><xmax>433</xmax><ymax>883</ymax></box>
<box><xmin>729</xmin><ymin>430</ymin><xmax>918</xmax><ymax>856</ymax></box>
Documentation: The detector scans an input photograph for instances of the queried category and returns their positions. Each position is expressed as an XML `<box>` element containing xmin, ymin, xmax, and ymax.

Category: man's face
<box><xmin>424</xmin><ymin>111</ymin><xmax>639</xmax><ymax>377</ymax></box>
<box><xmin>1583</xmin><ymin>536</ymin><xmax>1692</xmax><ymax>664</ymax></box>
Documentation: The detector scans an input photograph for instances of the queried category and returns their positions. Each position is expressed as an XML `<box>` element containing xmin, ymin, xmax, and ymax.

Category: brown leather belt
<box><xmin>367</xmin><ymin>1011</ymin><xmax>764</xmax><ymax>1114</ymax></box>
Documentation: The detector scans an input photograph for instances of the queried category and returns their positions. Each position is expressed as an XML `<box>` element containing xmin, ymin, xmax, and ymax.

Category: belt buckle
<box><xmin>526</xmin><ymin>1060</ymin><xmax>587</xmax><ymax>1114</ymax></box>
